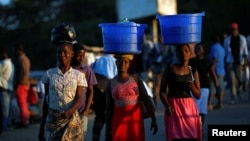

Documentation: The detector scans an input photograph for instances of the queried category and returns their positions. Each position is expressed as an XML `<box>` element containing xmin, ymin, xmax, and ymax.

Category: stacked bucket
<box><xmin>99</xmin><ymin>12</ymin><xmax>205</xmax><ymax>54</ymax></box>
<box><xmin>157</xmin><ymin>12</ymin><xmax>205</xmax><ymax>45</ymax></box>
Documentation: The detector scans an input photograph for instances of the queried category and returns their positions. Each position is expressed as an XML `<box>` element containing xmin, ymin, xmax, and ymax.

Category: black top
<box><xmin>189</xmin><ymin>57</ymin><xmax>213</xmax><ymax>88</ymax></box>
<box><xmin>162</xmin><ymin>65</ymin><xmax>196</xmax><ymax>98</ymax></box>
<box><xmin>230</xmin><ymin>35</ymin><xmax>240</xmax><ymax>65</ymax></box>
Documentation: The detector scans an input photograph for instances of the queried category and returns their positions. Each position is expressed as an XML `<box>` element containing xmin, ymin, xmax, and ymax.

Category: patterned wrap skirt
<box><xmin>45</xmin><ymin>109</ymin><xmax>83</xmax><ymax>141</ymax></box>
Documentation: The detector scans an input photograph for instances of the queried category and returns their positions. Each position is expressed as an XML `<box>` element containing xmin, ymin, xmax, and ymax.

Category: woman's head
<box><xmin>194</xmin><ymin>43</ymin><xmax>205</xmax><ymax>57</ymax></box>
<box><xmin>56</xmin><ymin>43</ymin><xmax>74</xmax><ymax>67</ymax></box>
<box><xmin>114</xmin><ymin>54</ymin><xmax>134</xmax><ymax>73</ymax></box>
<box><xmin>176</xmin><ymin>44</ymin><xmax>191</xmax><ymax>62</ymax></box>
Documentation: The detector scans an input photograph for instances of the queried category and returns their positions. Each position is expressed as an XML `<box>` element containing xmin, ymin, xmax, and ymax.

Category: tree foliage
<box><xmin>0</xmin><ymin>0</ymin><xmax>250</xmax><ymax>69</ymax></box>
<box><xmin>0</xmin><ymin>0</ymin><xmax>116</xmax><ymax>70</ymax></box>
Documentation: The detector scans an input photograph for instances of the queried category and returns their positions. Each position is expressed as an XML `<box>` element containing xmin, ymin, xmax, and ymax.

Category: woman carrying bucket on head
<box><xmin>159</xmin><ymin>44</ymin><xmax>202</xmax><ymax>141</ymax></box>
<box><xmin>99</xmin><ymin>20</ymin><xmax>158</xmax><ymax>141</ymax></box>
<box><xmin>157</xmin><ymin>12</ymin><xmax>205</xmax><ymax>141</ymax></box>
<box><xmin>105</xmin><ymin>54</ymin><xmax>158</xmax><ymax>141</ymax></box>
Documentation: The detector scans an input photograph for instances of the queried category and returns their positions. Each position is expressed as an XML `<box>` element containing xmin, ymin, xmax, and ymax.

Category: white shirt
<box><xmin>224</xmin><ymin>34</ymin><xmax>248</xmax><ymax>64</ymax></box>
<box><xmin>42</xmin><ymin>67</ymin><xmax>88</xmax><ymax>112</ymax></box>
<box><xmin>0</xmin><ymin>58</ymin><xmax>15</xmax><ymax>91</ymax></box>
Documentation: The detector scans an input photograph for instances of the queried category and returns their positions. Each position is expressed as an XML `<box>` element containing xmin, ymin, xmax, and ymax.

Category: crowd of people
<box><xmin>0</xmin><ymin>43</ymin><xmax>34</xmax><ymax>134</ymax></box>
<box><xmin>1</xmin><ymin>21</ymin><xmax>250</xmax><ymax>141</ymax></box>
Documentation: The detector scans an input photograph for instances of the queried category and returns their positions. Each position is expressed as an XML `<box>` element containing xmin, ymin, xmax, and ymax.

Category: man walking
<box><xmin>13</xmin><ymin>43</ymin><xmax>30</xmax><ymax>127</ymax></box>
<box><xmin>224</xmin><ymin>22</ymin><xmax>248</xmax><ymax>104</ymax></box>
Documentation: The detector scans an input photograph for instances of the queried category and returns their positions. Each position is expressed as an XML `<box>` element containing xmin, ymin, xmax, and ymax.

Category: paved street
<box><xmin>0</xmin><ymin>89</ymin><xmax>250</xmax><ymax>141</ymax></box>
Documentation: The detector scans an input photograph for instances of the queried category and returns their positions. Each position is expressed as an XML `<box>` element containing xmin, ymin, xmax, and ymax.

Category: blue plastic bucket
<box><xmin>99</xmin><ymin>20</ymin><xmax>147</xmax><ymax>54</ymax></box>
<box><xmin>156</xmin><ymin>12</ymin><xmax>205</xmax><ymax>45</ymax></box>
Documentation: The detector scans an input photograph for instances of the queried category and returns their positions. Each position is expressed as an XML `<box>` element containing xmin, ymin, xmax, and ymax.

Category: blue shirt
<box><xmin>91</xmin><ymin>54</ymin><xmax>117</xmax><ymax>79</ymax></box>
<box><xmin>209</xmin><ymin>43</ymin><xmax>226</xmax><ymax>76</ymax></box>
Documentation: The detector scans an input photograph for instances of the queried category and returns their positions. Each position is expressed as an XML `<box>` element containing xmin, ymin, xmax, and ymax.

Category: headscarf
<box><xmin>114</xmin><ymin>54</ymin><xmax>134</xmax><ymax>61</ymax></box>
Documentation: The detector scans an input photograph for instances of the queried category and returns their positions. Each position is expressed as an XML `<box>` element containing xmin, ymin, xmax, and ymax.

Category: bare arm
<box><xmin>159</xmin><ymin>66</ymin><xmax>175</xmax><ymax>117</ymax></box>
<box><xmin>62</xmin><ymin>85</ymin><xmax>84</xmax><ymax>119</ymax></box>
<box><xmin>209</xmin><ymin>63</ymin><xmax>219</xmax><ymax>87</ymax></box>
<box><xmin>243</xmin><ymin>55</ymin><xmax>248</xmax><ymax>69</ymax></box>
<box><xmin>189</xmin><ymin>71</ymin><xmax>201</xmax><ymax>99</ymax></box>
<box><xmin>83</xmin><ymin>85</ymin><xmax>94</xmax><ymax>116</ymax></box>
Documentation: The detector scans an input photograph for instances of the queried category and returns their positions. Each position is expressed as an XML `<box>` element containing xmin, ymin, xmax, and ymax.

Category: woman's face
<box><xmin>56</xmin><ymin>43</ymin><xmax>73</xmax><ymax>66</ymax></box>
<box><xmin>116</xmin><ymin>57</ymin><xmax>130</xmax><ymax>73</ymax></box>
<box><xmin>195</xmin><ymin>44</ymin><xmax>204</xmax><ymax>57</ymax></box>
<box><xmin>177</xmin><ymin>44</ymin><xmax>191</xmax><ymax>61</ymax></box>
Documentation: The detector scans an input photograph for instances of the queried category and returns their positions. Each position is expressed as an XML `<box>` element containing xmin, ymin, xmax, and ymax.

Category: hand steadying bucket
<box><xmin>156</xmin><ymin>12</ymin><xmax>205</xmax><ymax>45</ymax></box>
<box><xmin>99</xmin><ymin>19</ymin><xmax>147</xmax><ymax>54</ymax></box>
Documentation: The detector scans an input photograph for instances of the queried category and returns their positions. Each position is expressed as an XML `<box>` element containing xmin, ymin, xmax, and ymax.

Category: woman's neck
<box><xmin>179</xmin><ymin>60</ymin><xmax>189</xmax><ymax>67</ymax></box>
<box><xmin>175</xmin><ymin>63</ymin><xmax>189</xmax><ymax>75</ymax></box>
<box><xmin>59</xmin><ymin>65</ymin><xmax>71</xmax><ymax>74</ymax></box>
<box><xmin>118</xmin><ymin>72</ymin><xmax>129</xmax><ymax>78</ymax></box>
<box><xmin>117</xmin><ymin>72</ymin><xmax>130</xmax><ymax>82</ymax></box>
<box><xmin>178</xmin><ymin>63</ymin><xmax>189</xmax><ymax>68</ymax></box>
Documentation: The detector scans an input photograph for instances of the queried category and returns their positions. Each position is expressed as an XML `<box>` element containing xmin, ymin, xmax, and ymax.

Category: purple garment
<box><xmin>73</xmin><ymin>64</ymin><xmax>97</xmax><ymax>112</ymax></box>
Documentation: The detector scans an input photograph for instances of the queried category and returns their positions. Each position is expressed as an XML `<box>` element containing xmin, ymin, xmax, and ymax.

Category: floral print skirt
<box><xmin>45</xmin><ymin>109</ymin><xmax>83</xmax><ymax>141</ymax></box>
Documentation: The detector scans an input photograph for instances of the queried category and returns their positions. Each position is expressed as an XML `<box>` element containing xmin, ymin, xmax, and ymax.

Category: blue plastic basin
<box><xmin>99</xmin><ymin>21</ymin><xmax>147</xmax><ymax>54</ymax></box>
<box><xmin>156</xmin><ymin>12</ymin><xmax>205</xmax><ymax>45</ymax></box>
